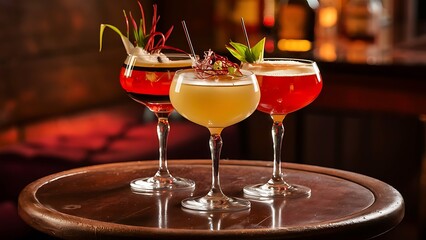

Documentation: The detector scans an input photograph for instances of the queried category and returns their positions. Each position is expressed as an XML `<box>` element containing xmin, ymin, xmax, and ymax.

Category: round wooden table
<box><xmin>18</xmin><ymin>160</ymin><xmax>404</xmax><ymax>239</ymax></box>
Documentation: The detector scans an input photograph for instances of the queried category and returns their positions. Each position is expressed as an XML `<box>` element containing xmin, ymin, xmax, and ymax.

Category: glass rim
<box><xmin>126</xmin><ymin>52</ymin><xmax>196</xmax><ymax>59</ymax></box>
<box><xmin>253</xmin><ymin>58</ymin><xmax>316</xmax><ymax>65</ymax></box>
<box><xmin>124</xmin><ymin>52</ymin><xmax>196</xmax><ymax>68</ymax></box>
<box><xmin>175</xmin><ymin>68</ymin><xmax>255</xmax><ymax>77</ymax></box>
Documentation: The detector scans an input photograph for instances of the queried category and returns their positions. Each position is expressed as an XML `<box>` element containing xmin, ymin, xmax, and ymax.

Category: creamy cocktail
<box><xmin>170</xmin><ymin>71</ymin><xmax>260</xmax><ymax>129</ymax></box>
<box><xmin>170</xmin><ymin>51</ymin><xmax>260</xmax><ymax>211</ymax></box>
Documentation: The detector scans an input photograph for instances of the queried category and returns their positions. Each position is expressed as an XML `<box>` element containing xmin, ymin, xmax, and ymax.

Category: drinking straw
<box><xmin>240</xmin><ymin>17</ymin><xmax>251</xmax><ymax>49</ymax></box>
<box><xmin>181</xmin><ymin>20</ymin><xmax>197</xmax><ymax>60</ymax></box>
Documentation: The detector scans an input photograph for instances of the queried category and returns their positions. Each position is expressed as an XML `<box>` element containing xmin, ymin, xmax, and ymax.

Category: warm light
<box><xmin>0</xmin><ymin>127</ymin><xmax>18</xmax><ymax>146</ymax></box>
<box><xmin>263</xmin><ymin>0</ymin><xmax>276</xmax><ymax>27</ymax></box>
<box><xmin>263</xmin><ymin>16</ymin><xmax>275</xmax><ymax>27</ymax></box>
<box><xmin>265</xmin><ymin>38</ymin><xmax>275</xmax><ymax>53</ymax></box>
<box><xmin>278</xmin><ymin>39</ymin><xmax>312</xmax><ymax>52</ymax></box>
<box><xmin>319</xmin><ymin>7</ymin><xmax>338</xmax><ymax>28</ymax></box>
<box><xmin>317</xmin><ymin>42</ymin><xmax>337</xmax><ymax>61</ymax></box>
<box><xmin>232</xmin><ymin>0</ymin><xmax>259</xmax><ymax>26</ymax></box>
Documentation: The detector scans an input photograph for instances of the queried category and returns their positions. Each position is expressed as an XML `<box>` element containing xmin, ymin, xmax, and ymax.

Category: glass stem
<box><xmin>208</xmin><ymin>129</ymin><xmax>224</xmax><ymax>196</ymax></box>
<box><xmin>271</xmin><ymin>114</ymin><xmax>286</xmax><ymax>183</ymax></box>
<box><xmin>155</xmin><ymin>112</ymin><xmax>172</xmax><ymax>178</ymax></box>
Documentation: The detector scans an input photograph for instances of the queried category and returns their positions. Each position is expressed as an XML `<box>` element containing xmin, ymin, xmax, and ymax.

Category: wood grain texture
<box><xmin>18</xmin><ymin>160</ymin><xmax>404</xmax><ymax>239</ymax></box>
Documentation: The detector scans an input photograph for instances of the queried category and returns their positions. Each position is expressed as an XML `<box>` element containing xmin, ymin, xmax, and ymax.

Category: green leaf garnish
<box><xmin>226</xmin><ymin>37</ymin><xmax>265</xmax><ymax>63</ymax></box>
<box><xmin>99</xmin><ymin>24</ymin><xmax>123</xmax><ymax>52</ymax></box>
<box><xmin>227</xmin><ymin>66</ymin><xmax>241</xmax><ymax>76</ymax></box>
<box><xmin>251</xmin><ymin>38</ymin><xmax>265</xmax><ymax>61</ymax></box>
<box><xmin>227</xmin><ymin>42</ymin><xmax>248</xmax><ymax>62</ymax></box>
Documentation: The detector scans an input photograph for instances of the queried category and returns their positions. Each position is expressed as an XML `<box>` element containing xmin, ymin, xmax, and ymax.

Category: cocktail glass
<box><xmin>170</xmin><ymin>69</ymin><xmax>260</xmax><ymax>211</ymax></box>
<box><xmin>242</xmin><ymin>58</ymin><xmax>322</xmax><ymax>198</ymax></box>
<box><xmin>120</xmin><ymin>53</ymin><xmax>196</xmax><ymax>192</ymax></box>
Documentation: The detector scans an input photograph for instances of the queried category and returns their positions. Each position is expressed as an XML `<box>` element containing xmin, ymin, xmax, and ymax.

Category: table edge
<box><xmin>18</xmin><ymin>159</ymin><xmax>405</xmax><ymax>239</ymax></box>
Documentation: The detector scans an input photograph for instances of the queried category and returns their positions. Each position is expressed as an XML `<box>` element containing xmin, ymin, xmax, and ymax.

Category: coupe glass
<box><xmin>241</xmin><ymin>58</ymin><xmax>322</xmax><ymax>198</ymax></box>
<box><xmin>170</xmin><ymin>69</ymin><xmax>260</xmax><ymax>211</ymax></box>
<box><xmin>120</xmin><ymin>53</ymin><xmax>196</xmax><ymax>192</ymax></box>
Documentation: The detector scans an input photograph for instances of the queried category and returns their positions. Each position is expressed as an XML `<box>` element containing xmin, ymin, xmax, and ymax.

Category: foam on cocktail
<box><xmin>245</xmin><ymin>60</ymin><xmax>317</xmax><ymax>77</ymax></box>
<box><xmin>124</xmin><ymin>47</ymin><xmax>193</xmax><ymax>68</ymax></box>
<box><xmin>174</xmin><ymin>70</ymin><xmax>256</xmax><ymax>87</ymax></box>
<box><xmin>120</xmin><ymin>48</ymin><xmax>193</xmax><ymax>106</ymax></box>
<box><xmin>170</xmin><ymin>69</ymin><xmax>260</xmax><ymax>128</ymax></box>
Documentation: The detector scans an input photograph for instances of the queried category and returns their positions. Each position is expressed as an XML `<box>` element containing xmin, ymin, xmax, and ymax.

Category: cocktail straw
<box><xmin>181</xmin><ymin>20</ymin><xmax>197</xmax><ymax>60</ymax></box>
<box><xmin>240</xmin><ymin>17</ymin><xmax>251</xmax><ymax>49</ymax></box>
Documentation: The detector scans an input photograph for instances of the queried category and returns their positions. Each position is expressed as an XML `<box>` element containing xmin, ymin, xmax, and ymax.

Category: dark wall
<box><xmin>0</xmin><ymin>0</ymin><xmax>148</xmax><ymax>128</ymax></box>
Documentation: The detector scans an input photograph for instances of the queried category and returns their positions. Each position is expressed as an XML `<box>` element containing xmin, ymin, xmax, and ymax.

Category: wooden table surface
<box><xmin>18</xmin><ymin>160</ymin><xmax>404</xmax><ymax>239</ymax></box>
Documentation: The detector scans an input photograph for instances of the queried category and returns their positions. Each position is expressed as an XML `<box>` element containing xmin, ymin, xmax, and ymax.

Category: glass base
<box><xmin>130</xmin><ymin>176</ymin><xmax>195</xmax><ymax>193</ymax></box>
<box><xmin>243</xmin><ymin>182</ymin><xmax>311</xmax><ymax>198</ymax></box>
<box><xmin>181</xmin><ymin>194</ymin><xmax>250</xmax><ymax>212</ymax></box>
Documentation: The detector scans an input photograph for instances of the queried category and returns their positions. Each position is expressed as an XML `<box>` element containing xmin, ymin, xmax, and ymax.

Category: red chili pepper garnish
<box><xmin>124</xmin><ymin>1</ymin><xmax>184</xmax><ymax>54</ymax></box>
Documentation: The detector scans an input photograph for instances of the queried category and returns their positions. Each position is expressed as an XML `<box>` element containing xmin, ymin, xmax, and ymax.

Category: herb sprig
<box><xmin>226</xmin><ymin>38</ymin><xmax>265</xmax><ymax>63</ymax></box>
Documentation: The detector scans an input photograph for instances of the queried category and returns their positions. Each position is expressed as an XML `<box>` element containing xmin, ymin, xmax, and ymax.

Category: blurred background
<box><xmin>0</xmin><ymin>0</ymin><xmax>425</xmax><ymax>239</ymax></box>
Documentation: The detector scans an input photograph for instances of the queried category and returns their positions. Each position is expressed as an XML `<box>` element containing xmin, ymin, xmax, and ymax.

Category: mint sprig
<box><xmin>226</xmin><ymin>37</ymin><xmax>265</xmax><ymax>63</ymax></box>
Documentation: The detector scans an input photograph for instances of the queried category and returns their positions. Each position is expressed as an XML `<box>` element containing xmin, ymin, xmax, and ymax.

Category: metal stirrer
<box><xmin>181</xmin><ymin>20</ymin><xmax>197</xmax><ymax>60</ymax></box>
<box><xmin>241</xmin><ymin>17</ymin><xmax>251</xmax><ymax>49</ymax></box>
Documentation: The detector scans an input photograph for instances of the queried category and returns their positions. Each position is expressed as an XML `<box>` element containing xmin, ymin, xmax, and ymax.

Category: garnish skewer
<box><xmin>181</xmin><ymin>20</ymin><xmax>197</xmax><ymax>60</ymax></box>
<box><xmin>240</xmin><ymin>17</ymin><xmax>251</xmax><ymax>50</ymax></box>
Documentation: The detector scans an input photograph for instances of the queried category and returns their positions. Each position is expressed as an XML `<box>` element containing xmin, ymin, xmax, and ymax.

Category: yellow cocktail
<box><xmin>170</xmin><ymin>68</ymin><xmax>260</xmax><ymax>211</ymax></box>
<box><xmin>170</xmin><ymin>71</ymin><xmax>260</xmax><ymax>131</ymax></box>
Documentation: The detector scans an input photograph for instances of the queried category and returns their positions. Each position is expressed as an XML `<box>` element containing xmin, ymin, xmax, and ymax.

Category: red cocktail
<box><xmin>121</xmin><ymin>53</ymin><xmax>196</xmax><ymax>192</ymax></box>
<box><xmin>256</xmin><ymin>71</ymin><xmax>322</xmax><ymax>115</ymax></box>
<box><xmin>120</xmin><ymin>54</ymin><xmax>193</xmax><ymax>113</ymax></box>
<box><xmin>100</xmin><ymin>2</ymin><xmax>196</xmax><ymax>193</ymax></box>
<box><xmin>242</xmin><ymin>58</ymin><xmax>322</xmax><ymax>198</ymax></box>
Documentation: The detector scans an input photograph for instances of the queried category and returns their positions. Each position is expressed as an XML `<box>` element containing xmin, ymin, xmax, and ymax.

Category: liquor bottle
<box><xmin>314</xmin><ymin>0</ymin><xmax>341</xmax><ymax>61</ymax></box>
<box><xmin>277</xmin><ymin>0</ymin><xmax>319</xmax><ymax>54</ymax></box>
<box><xmin>343</xmin><ymin>0</ymin><xmax>382</xmax><ymax>42</ymax></box>
<box><xmin>342</xmin><ymin>0</ymin><xmax>391</xmax><ymax>63</ymax></box>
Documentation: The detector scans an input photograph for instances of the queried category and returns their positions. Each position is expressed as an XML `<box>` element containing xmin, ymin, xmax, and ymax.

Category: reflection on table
<box><xmin>18</xmin><ymin>160</ymin><xmax>404</xmax><ymax>239</ymax></box>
